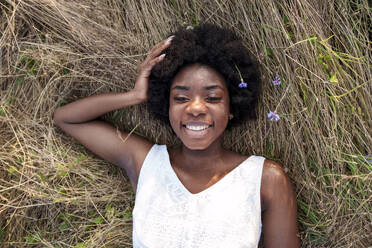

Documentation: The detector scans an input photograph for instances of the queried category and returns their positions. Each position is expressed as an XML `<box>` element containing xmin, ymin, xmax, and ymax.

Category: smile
<box><xmin>182</xmin><ymin>122</ymin><xmax>213</xmax><ymax>133</ymax></box>
<box><xmin>185</xmin><ymin>124</ymin><xmax>210</xmax><ymax>131</ymax></box>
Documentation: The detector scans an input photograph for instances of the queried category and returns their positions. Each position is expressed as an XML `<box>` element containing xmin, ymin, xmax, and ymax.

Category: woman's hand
<box><xmin>133</xmin><ymin>35</ymin><xmax>175</xmax><ymax>101</ymax></box>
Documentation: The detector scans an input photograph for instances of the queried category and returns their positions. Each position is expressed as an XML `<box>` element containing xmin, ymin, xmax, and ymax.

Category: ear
<box><xmin>229</xmin><ymin>114</ymin><xmax>234</xmax><ymax>120</ymax></box>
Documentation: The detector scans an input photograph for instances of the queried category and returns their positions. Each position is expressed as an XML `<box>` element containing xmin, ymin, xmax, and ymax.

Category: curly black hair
<box><xmin>147</xmin><ymin>23</ymin><xmax>261</xmax><ymax>127</ymax></box>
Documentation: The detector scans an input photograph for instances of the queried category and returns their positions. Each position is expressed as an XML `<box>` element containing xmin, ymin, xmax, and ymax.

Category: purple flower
<box><xmin>238</xmin><ymin>82</ymin><xmax>247</xmax><ymax>88</ymax></box>
<box><xmin>364</xmin><ymin>155</ymin><xmax>372</xmax><ymax>163</ymax></box>
<box><xmin>272</xmin><ymin>75</ymin><xmax>281</xmax><ymax>86</ymax></box>
<box><xmin>267</xmin><ymin>111</ymin><xmax>280</xmax><ymax>122</ymax></box>
<box><xmin>186</xmin><ymin>25</ymin><xmax>194</xmax><ymax>30</ymax></box>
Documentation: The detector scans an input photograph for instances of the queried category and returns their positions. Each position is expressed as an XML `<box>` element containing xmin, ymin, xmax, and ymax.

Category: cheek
<box><xmin>216</xmin><ymin>106</ymin><xmax>230</xmax><ymax>130</ymax></box>
<box><xmin>218</xmin><ymin>104</ymin><xmax>230</xmax><ymax>119</ymax></box>
<box><xmin>168</xmin><ymin>106</ymin><xmax>179</xmax><ymax>130</ymax></box>
<box><xmin>221</xmin><ymin>112</ymin><xmax>230</xmax><ymax>127</ymax></box>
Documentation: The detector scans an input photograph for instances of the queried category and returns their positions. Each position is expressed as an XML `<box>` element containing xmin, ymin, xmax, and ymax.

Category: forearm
<box><xmin>53</xmin><ymin>90</ymin><xmax>145</xmax><ymax>124</ymax></box>
<box><xmin>54</xmin><ymin>36</ymin><xmax>171</xmax><ymax>124</ymax></box>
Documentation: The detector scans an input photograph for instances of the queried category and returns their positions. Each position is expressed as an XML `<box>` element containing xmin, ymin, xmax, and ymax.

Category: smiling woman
<box><xmin>148</xmin><ymin>24</ymin><xmax>261</xmax><ymax>128</ymax></box>
<box><xmin>53</xmin><ymin>23</ymin><xmax>299</xmax><ymax>248</ymax></box>
<box><xmin>169</xmin><ymin>64</ymin><xmax>230</xmax><ymax>150</ymax></box>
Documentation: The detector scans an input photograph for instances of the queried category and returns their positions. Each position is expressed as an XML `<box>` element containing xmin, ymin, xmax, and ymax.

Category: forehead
<box><xmin>171</xmin><ymin>64</ymin><xmax>227</xmax><ymax>90</ymax></box>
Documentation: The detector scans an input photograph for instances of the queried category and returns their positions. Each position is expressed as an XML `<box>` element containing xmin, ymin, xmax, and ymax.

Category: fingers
<box><xmin>146</xmin><ymin>35</ymin><xmax>175</xmax><ymax>61</ymax></box>
<box><xmin>138</xmin><ymin>35</ymin><xmax>174</xmax><ymax>74</ymax></box>
<box><xmin>138</xmin><ymin>53</ymin><xmax>165</xmax><ymax>75</ymax></box>
<box><xmin>145</xmin><ymin>54</ymin><xmax>166</xmax><ymax>71</ymax></box>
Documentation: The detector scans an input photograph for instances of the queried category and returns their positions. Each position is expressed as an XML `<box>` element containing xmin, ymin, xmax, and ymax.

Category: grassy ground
<box><xmin>0</xmin><ymin>0</ymin><xmax>371</xmax><ymax>247</ymax></box>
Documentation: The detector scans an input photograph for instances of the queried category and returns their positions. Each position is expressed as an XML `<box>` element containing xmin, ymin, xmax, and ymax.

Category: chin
<box><xmin>183</xmin><ymin>143</ymin><xmax>210</xmax><ymax>151</ymax></box>
<box><xmin>181</xmin><ymin>138</ymin><xmax>219</xmax><ymax>151</ymax></box>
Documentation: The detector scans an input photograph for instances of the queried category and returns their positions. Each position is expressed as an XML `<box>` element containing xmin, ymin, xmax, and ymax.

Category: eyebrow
<box><xmin>171</xmin><ymin>85</ymin><xmax>225</xmax><ymax>91</ymax></box>
<box><xmin>171</xmin><ymin>85</ymin><xmax>189</xmax><ymax>91</ymax></box>
<box><xmin>204</xmin><ymin>85</ymin><xmax>224</xmax><ymax>91</ymax></box>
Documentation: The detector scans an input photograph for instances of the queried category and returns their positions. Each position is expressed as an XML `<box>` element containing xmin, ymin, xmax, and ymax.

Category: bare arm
<box><xmin>53</xmin><ymin>36</ymin><xmax>174</xmax><ymax>192</ymax></box>
<box><xmin>54</xmin><ymin>91</ymin><xmax>144</xmax><ymax>124</ymax></box>
<box><xmin>53</xmin><ymin>92</ymin><xmax>152</xmax><ymax>191</ymax></box>
<box><xmin>260</xmin><ymin>160</ymin><xmax>300</xmax><ymax>248</ymax></box>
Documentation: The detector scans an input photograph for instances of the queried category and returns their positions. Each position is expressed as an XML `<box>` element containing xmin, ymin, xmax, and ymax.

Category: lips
<box><xmin>183</xmin><ymin>121</ymin><xmax>213</xmax><ymax>130</ymax></box>
<box><xmin>185</xmin><ymin>124</ymin><xmax>209</xmax><ymax>131</ymax></box>
<box><xmin>181</xmin><ymin>122</ymin><xmax>213</xmax><ymax>139</ymax></box>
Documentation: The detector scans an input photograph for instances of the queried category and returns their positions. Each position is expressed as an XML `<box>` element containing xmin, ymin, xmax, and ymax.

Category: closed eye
<box><xmin>174</xmin><ymin>96</ymin><xmax>188</xmax><ymax>102</ymax></box>
<box><xmin>206</xmin><ymin>97</ymin><xmax>222</xmax><ymax>102</ymax></box>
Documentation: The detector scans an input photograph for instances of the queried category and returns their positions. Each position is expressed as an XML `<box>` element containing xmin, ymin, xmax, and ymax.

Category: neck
<box><xmin>177</xmin><ymin>139</ymin><xmax>228</xmax><ymax>173</ymax></box>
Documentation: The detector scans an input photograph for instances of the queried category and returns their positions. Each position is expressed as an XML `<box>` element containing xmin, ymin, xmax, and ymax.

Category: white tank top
<box><xmin>133</xmin><ymin>144</ymin><xmax>265</xmax><ymax>248</ymax></box>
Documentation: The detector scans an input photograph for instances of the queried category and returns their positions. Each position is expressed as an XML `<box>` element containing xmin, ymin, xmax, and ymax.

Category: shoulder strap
<box><xmin>136</xmin><ymin>144</ymin><xmax>166</xmax><ymax>194</ymax></box>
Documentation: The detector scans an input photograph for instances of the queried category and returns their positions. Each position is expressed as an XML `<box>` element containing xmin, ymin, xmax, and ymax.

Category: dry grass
<box><xmin>0</xmin><ymin>0</ymin><xmax>371</xmax><ymax>247</ymax></box>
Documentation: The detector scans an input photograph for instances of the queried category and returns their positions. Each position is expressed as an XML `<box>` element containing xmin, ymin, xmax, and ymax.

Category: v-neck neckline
<box><xmin>164</xmin><ymin>145</ymin><xmax>253</xmax><ymax>197</ymax></box>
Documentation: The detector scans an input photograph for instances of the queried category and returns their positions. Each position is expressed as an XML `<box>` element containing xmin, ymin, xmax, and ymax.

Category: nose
<box><xmin>186</xmin><ymin>97</ymin><xmax>207</xmax><ymax>117</ymax></box>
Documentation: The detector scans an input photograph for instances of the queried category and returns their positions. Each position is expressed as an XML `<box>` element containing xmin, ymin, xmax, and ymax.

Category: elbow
<box><xmin>53</xmin><ymin>108</ymin><xmax>64</xmax><ymax>126</ymax></box>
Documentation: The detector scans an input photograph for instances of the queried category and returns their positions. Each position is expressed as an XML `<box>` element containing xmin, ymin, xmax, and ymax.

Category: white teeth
<box><xmin>186</xmin><ymin>125</ymin><xmax>209</xmax><ymax>131</ymax></box>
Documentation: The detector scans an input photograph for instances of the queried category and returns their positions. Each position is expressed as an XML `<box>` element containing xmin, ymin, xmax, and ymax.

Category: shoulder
<box><xmin>261</xmin><ymin>159</ymin><xmax>295</xmax><ymax>211</ymax></box>
<box><xmin>262</xmin><ymin>159</ymin><xmax>287</xmax><ymax>182</ymax></box>
<box><xmin>140</xmin><ymin>144</ymin><xmax>166</xmax><ymax>165</ymax></box>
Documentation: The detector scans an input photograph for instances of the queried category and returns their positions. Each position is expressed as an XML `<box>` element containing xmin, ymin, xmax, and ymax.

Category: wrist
<box><xmin>131</xmin><ymin>89</ymin><xmax>147</xmax><ymax>104</ymax></box>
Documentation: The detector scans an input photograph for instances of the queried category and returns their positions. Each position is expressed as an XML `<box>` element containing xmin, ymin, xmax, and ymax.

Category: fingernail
<box><xmin>166</xmin><ymin>35</ymin><xmax>175</xmax><ymax>43</ymax></box>
<box><xmin>159</xmin><ymin>54</ymin><xmax>166</xmax><ymax>59</ymax></box>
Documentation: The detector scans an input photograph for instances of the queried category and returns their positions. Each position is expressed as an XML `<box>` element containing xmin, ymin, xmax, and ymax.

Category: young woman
<box><xmin>53</xmin><ymin>23</ymin><xmax>299</xmax><ymax>248</ymax></box>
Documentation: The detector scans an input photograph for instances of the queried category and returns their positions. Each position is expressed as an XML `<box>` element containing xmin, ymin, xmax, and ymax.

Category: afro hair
<box><xmin>147</xmin><ymin>23</ymin><xmax>261</xmax><ymax>127</ymax></box>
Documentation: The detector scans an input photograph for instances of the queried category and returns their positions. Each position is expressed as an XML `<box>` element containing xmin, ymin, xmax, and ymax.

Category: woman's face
<box><xmin>169</xmin><ymin>64</ymin><xmax>231</xmax><ymax>150</ymax></box>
